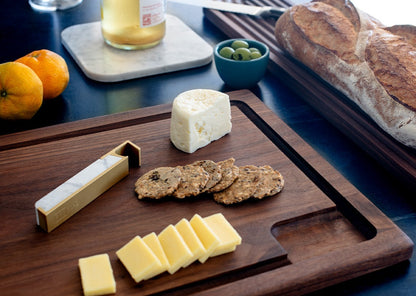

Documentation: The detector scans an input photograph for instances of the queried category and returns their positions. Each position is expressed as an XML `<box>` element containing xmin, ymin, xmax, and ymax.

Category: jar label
<box><xmin>140</xmin><ymin>0</ymin><xmax>166</xmax><ymax>28</ymax></box>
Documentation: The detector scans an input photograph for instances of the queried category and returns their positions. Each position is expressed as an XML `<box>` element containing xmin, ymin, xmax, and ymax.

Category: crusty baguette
<box><xmin>275</xmin><ymin>0</ymin><xmax>416</xmax><ymax>149</ymax></box>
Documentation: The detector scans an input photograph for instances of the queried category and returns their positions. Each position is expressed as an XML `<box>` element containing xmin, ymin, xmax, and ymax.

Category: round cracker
<box><xmin>192</xmin><ymin>160</ymin><xmax>222</xmax><ymax>192</ymax></box>
<box><xmin>172</xmin><ymin>165</ymin><xmax>210</xmax><ymax>199</ymax></box>
<box><xmin>207</xmin><ymin>158</ymin><xmax>239</xmax><ymax>193</ymax></box>
<box><xmin>213</xmin><ymin>165</ymin><xmax>260</xmax><ymax>205</ymax></box>
<box><xmin>135</xmin><ymin>167</ymin><xmax>182</xmax><ymax>199</ymax></box>
<box><xmin>252</xmin><ymin>165</ymin><xmax>284</xmax><ymax>199</ymax></box>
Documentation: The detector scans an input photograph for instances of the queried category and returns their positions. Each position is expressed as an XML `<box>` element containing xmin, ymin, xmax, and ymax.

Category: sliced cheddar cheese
<box><xmin>78</xmin><ymin>253</ymin><xmax>116</xmax><ymax>296</ymax></box>
<box><xmin>116</xmin><ymin>236</ymin><xmax>162</xmax><ymax>283</ymax></box>
<box><xmin>189</xmin><ymin>214</ymin><xmax>220</xmax><ymax>263</ymax></box>
<box><xmin>158</xmin><ymin>224</ymin><xmax>193</xmax><ymax>274</ymax></box>
<box><xmin>143</xmin><ymin>232</ymin><xmax>170</xmax><ymax>279</ymax></box>
<box><xmin>204</xmin><ymin>213</ymin><xmax>242</xmax><ymax>257</ymax></box>
<box><xmin>175</xmin><ymin>218</ymin><xmax>207</xmax><ymax>267</ymax></box>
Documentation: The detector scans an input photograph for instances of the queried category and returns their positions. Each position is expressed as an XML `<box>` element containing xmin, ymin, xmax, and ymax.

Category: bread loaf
<box><xmin>274</xmin><ymin>0</ymin><xmax>416</xmax><ymax>149</ymax></box>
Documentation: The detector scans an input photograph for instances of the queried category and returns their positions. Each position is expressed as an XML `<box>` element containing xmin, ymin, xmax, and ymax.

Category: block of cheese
<box><xmin>78</xmin><ymin>253</ymin><xmax>116</xmax><ymax>296</ymax></box>
<box><xmin>204</xmin><ymin>213</ymin><xmax>242</xmax><ymax>257</ymax></box>
<box><xmin>175</xmin><ymin>218</ymin><xmax>207</xmax><ymax>267</ymax></box>
<box><xmin>170</xmin><ymin>89</ymin><xmax>232</xmax><ymax>153</ymax></box>
<box><xmin>158</xmin><ymin>224</ymin><xmax>193</xmax><ymax>274</ymax></box>
<box><xmin>189</xmin><ymin>214</ymin><xmax>220</xmax><ymax>263</ymax></box>
<box><xmin>116</xmin><ymin>236</ymin><xmax>162</xmax><ymax>283</ymax></box>
<box><xmin>142</xmin><ymin>232</ymin><xmax>170</xmax><ymax>279</ymax></box>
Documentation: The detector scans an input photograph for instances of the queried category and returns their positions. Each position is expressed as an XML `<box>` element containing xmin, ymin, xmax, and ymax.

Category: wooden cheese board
<box><xmin>203</xmin><ymin>0</ymin><xmax>416</xmax><ymax>190</ymax></box>
<box><xmin>0</xmin><ymin>90</ymin><xmax>412</xmax><ymax>295</ymax></box>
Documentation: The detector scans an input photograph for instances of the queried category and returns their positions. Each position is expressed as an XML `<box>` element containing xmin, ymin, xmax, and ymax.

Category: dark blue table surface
<box><xmin>0</xmin><ymin>1</ymin><xmax>415</xmax><ymax>295</ymax></box>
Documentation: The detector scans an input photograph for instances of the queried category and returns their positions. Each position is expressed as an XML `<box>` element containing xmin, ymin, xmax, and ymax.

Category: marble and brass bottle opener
<box><xmin>35</xmin><ymin>140</ymin><xmax>141</xmax><ymax>232</ymax></box>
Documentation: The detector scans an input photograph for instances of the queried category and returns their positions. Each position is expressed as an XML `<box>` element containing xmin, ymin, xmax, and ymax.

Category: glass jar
<box><xmin>29</xmin><ymin>0</ymin><xmax>83</xmax><ymax>11</ymax></box>
<box><xmin>100</xmin><ymin>0</ymin><xmax>166</xmax><ymax>50</ymax></box>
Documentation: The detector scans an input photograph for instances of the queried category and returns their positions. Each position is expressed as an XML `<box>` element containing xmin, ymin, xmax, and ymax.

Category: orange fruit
<box><xmin>0</xmin><ymin>62</ymin><xmax>43</xmax><ymax>120</ymax></box>
<box><xmin>16</xmin><ymin>49</ymin><xmax>69</xmax><ymax>100</ymax></box>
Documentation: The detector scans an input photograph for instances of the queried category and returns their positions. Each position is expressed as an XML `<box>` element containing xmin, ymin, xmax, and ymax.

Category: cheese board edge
<box><xmin>0</xmin><ymin>89</ymin><xmax>413</xmax><ymax>295</ymax></box>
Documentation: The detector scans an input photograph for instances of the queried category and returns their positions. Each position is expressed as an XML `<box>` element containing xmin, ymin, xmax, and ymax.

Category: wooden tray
<box><xmin>0</xmin><ymin>90</ymin><xmax>412</xmax><ymax>295</ymax></box>
<box><xmin>203</xmin><ymin>0</ymin><xmax>416</xmax><ymax>190</ymax></box>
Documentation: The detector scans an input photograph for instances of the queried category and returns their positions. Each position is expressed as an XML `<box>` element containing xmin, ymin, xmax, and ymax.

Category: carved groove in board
<box><xmin>231</xmin><ymin>100</ymin><xmax>377</xmax><ymax>240</ymax></box>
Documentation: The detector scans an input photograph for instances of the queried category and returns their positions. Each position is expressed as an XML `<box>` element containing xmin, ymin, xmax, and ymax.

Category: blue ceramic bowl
<box><xmin>214</xmin><ymin>38</ymin><xmax>270</xmax><ymax>89</ymax></box>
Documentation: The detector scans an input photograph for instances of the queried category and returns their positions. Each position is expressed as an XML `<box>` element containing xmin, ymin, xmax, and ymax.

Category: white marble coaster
<box><xmin>61</xmin><ymin>14</ymin><xmax>213</xmax><ymax>82</ymax></box>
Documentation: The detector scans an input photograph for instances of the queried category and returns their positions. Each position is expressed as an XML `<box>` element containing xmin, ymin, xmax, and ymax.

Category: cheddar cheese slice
<box><xmin>204</xmin><ymin>213</ymin><xmax>242</xmax><ymax>257</ymax></box>
<box><xmin>78</xmin><ymin>253</ymin><xmax>116</xmax><ymax>296</ymax></box>
<box><xmin>143</xmin><ymin>232</ymin><xmax>170</xmax><ymax>279</ymax></box>
<box><xmin>116</xmin><ymin>236</ymin><xmax>162</xmax><ymax>283</ymax></box>
<box><xmin>189</xmin><ymin>214</ymin><xmax>220</xmax><ymax>263</ymax></box>
<box><xmin>175</xmin><ymin>218</ymin><xmax>206</xmax><ymax>267</ymax></box>
<box><xmin>158</xmin><ymin>224</ymin><xmax>193</xmax><ymax>274</ymax></box>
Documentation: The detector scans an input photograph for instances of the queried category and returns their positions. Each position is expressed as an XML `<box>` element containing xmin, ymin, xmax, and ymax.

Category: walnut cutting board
<box><xmin>0</xmin><ymin>90</ymin><xmax>412</xmax><ymax>295</ymax></box>
<box><xmin>203</xmin><ymin>0</ymin><xmax>416</xmax><ymax>190</ymax></box>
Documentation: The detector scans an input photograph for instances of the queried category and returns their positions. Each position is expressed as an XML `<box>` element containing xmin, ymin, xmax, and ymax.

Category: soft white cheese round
<box><xmin>170</xmin><ymin>89</ymin><xmax>232</xmax><ymax>153</ymax></box>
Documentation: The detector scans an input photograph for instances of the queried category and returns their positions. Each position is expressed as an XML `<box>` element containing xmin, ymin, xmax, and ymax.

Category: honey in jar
<box><xmin>101</xmin><ymin>0</ymin><xmax>166</xmax><ymax>50</ymax></box>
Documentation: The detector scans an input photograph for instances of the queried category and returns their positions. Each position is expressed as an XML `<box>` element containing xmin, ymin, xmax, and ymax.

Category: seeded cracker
<box><xmin>207</xmin><ymin>158</ymin><xmax>239</xmax><ymax>193</ymax></box>
<box><xmin>252</xmin><ymin>165</ymin><xmax>285</xmax><ymax>199</ymax></box>
<box><xmin>213</xmin><ymin>165</ymin><xmax>260</xmax><ymax>205</ymax></box>
<box><xmin>172</xmin><ymin>165</ymin><xmax>210</xmax><ymax>199</ymax></box>
<box><xmin>192</xmin><ymin>160</ymin><xmax>222</xmax><ymax>192</ymax></box>
<box><xmin>135</xmin><ymin>167</ymin><xmax>182</xmax><ymax>199</ymax></box>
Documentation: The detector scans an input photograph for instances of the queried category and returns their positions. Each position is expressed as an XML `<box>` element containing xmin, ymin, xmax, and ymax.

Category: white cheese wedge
<box><xmin>170</xmin><ymin>89</ymin><xmax>232</xmax><ymax>153</ymax></box>
<box><xmin>189</xmin><ymin>214</ymin><xmax>220</xmax><ymax>263</ymax></box>
<box><xmin>175</xmin><ymin>218</ymin><xmax>207</xmax><ymax>267</ymax></box>
<box><xmin>204</xmin><ymin>213</ymin><xmax>242</xmax><ymax>257</ymax></box>
<box><xmin>78</xmin><ymin>254</ymin><xmax>116</xmax><ymax>296</ymax></box>
<box><xmin>158</xmin><ymin>224</ymin><xmax>193</xmax><ymax>274</ymax></box>
<box><xmin>142</xmin><ymin>232</ymin><xmax>170</xmax><ymax>279</ymax></box>
<box><xmin>116</xmin><ymin>236</ymin><xmax>162</xmax><ymax>283</ymax></box>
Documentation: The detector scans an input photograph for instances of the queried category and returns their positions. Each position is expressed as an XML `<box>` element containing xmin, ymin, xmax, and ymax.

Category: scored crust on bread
<box><xmin>290</xmin><ymin>2</ymin><xmax>359</xmax><ymax>63</ymax></box>
<box><xmin>385</xmin><ymin>25</ymin><xmax>416</xmax><ymax>46</ymax></box>
<box><xmin>365</xmin><ymin>29</ymin><xmax>416</xmax><ymax>111</ymax></box>
<box><xmin>275</xmin><ymin>0</ymin><xmax>416</xmax><ymax>148</ymax></box>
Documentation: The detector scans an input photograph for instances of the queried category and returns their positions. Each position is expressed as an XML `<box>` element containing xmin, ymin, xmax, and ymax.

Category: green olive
<box><xmin>250</xmin><ymin>51</ymin><xmax>262</xmax><ymax>59</ymax></box>
<box><xmin>232</xmin><ymin>47</ymin><xmax>251</xmax><ymax>61</ymax></box>
<box><xmin>219</xmin><ymin>46</ymin><xmax>235</xmax><ymax>59</ymax></box>
<box><xmin>231</xmin><ymin>40</ymin><xmax>249</xmax><ymax>50</ymax></box>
